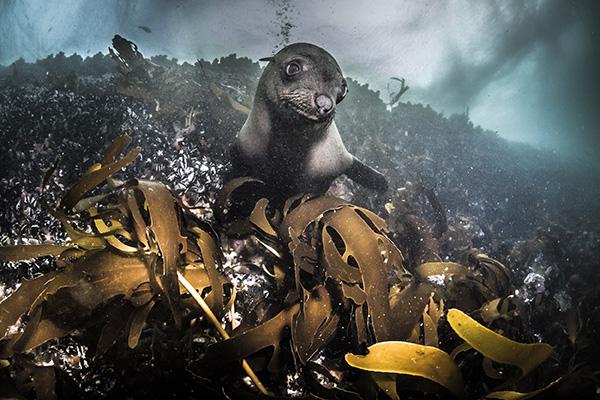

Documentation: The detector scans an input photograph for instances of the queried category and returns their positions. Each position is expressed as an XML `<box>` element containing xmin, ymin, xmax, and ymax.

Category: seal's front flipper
<box><xmin>345</xmin><ymin>156</ymin><xmax>388</xmax><ymax>192</ymax></box>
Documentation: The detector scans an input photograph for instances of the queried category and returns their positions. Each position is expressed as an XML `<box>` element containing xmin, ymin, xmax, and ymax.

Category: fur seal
<box><xmin>230</xmin><ymin>42</ymin><xmax>388</xmax><ymax>202</ymax></box>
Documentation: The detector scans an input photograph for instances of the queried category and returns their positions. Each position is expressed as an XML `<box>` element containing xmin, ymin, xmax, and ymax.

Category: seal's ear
<box><xmin>259</xmin><ymin>57</ymin><xmax>275</xmax><ymax>62</ymax></box>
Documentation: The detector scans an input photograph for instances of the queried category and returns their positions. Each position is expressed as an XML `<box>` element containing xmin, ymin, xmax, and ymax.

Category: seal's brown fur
<box><xmin>231</xmin><ymin>43</ymin><xmax>387</xmax><ymax>201</ymax></box>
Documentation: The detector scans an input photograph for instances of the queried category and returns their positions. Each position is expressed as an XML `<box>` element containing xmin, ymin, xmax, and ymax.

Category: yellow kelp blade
<box><xmin>345</xmin><ymin>341</ymin><xmax>465</xmax><ymax>399</ymax></box>
<box><xmin>90</xmin><ymin>209</ymin><xmax>138</xmax><ymax>254</ymax></box>
<box><xmin>415</xmin><ymin>262</ymin><xmax>469</xmax><ymax>280</ymax></box>
<box><xmin>249</xmin><ymin>198</ymin><xmax>277</xmax><ymax>237</ymax></box>
<box><xmin>484</xmin><ymin>378</ymin><xmax>562</xmax><ymax>399</ymax></box>
<box><xmin>101</xmin><ymin>133</ymin><xmax>131</xmax><ymax>164</ymax></box>
<box><xmin>447</xmin><ymin>308</ymin><xmax>553</xmax><ymax>376</ymax></box>
<box><xmin>371</xmin><ymin>372</ymin><xmax>400</xmax><ymax>400</ymax></box>
<box><xmin>60</xmin><ymin>146</ymin><xmax>140</xmax><ymax>210</ymax></box>
<box><xmin>0</xmin><ymin>272</ymin><xmax>59</xmax><ymax>339</ymax></box>
<box><xmin>0</xmin><ymin>245</ymin><xmax>71</xmax><ymax>262</ymax></box>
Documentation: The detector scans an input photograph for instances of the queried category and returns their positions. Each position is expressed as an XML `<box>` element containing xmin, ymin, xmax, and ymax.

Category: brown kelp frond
<box><xmin>0</xmin><ymin>134</ymin><xmax>234</xmax><ymax>397</ymax></box>
<box><xmin>447</xmin><ymin>309</ymin><xmax>553</xmax><ymax>377</ymax></box>
<box><xmin>345</xmin><ymin>341</ymin><xmax>464</xmax><ymax>399</ymax></box>
<box><xmin>345</xmin><ymin>308</ymin><xmax>555</xmax><ymax>399</ymax></box>
<box><xmin>0</xmin><ymin>133</ymin><xmax>568</xmax><ymax>399</ymax></box>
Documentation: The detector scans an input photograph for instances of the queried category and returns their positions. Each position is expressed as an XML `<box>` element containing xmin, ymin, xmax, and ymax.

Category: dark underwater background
<box><xmin>0</xmin><ymin>1</ymin><xmax>599</xmax><ymax>399</ymax></box>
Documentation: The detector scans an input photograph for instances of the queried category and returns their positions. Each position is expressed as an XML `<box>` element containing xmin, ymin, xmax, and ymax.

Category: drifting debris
<box><xmin>387</xmin><ymin>77</ymin><xmax>409</xmax><ymax>107</ymax></box>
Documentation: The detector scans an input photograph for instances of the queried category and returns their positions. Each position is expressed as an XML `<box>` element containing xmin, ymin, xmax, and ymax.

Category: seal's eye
<box><xmin>285</xmin><ymin>62</ymin><xmax>301</xmax><ymax>76</ymax></box>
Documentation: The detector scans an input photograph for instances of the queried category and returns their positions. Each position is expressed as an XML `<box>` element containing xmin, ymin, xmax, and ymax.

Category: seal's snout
<box><xmin>315</xmin><ymin>94</ymin><xmax>334</xmax><ymax>117</ymax></box>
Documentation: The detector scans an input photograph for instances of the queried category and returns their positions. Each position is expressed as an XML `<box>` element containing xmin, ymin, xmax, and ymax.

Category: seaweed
<box><xmin>0</xmin><ymin>134</ymin><xmax>574</xmax><ymax>399</ymax></box>
<box><xmin>0</xmin><ymin>135</ymin><xmax>233</xmax><ymax>398</ymax></box>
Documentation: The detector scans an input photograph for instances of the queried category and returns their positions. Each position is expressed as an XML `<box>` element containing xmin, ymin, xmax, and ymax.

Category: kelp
<box><xmin>0</xmin><ymin>133</ymin><xmax>567</xmax><ymax>399</ymax></box>
<box><xmin>384</xmin><ymin>198</ymin><xmax>441</xmax><ymax>266</ymax></box>
<box><xmin>412</xmin><ymin>255</ymin><xmax>513</xmax><ymax>315</ymax></box>
<box><xmin>291</xmin><ymin>285</ymin><xmax>340</xmax><ymax>365</ymax></box>
<box><xmin>279</xmin><ymin>197</ymin><xmax>415</xmax><ymax>344</ymax></box>
<box><xmin>484</xmin><ymin>377</ymin><xmax>562</xmax><ymax>400</ymax></box>
<box><xmin>0</xmin><ymin>251</ymin><xmax>152</xmax><ymax>358</ymax></box>
<box><xmin>422</xmin><ymin>294</ymin><xmax>444</xmax><ymax>347</ymax></box>
<box><xmin>0</xmin><ymin>134</ymin><xmax>235</xmax><ymax>397</ymax></box>
<box><xmin>59</xmin><ymin>147</ymin><xmax>141</xmax><ymax>211</ymax></box>
<box><xmin>345</xmin><ymin>341</ymin><xmax>464</xmax><ymax>399</ymax></box>
<box><xmin>0</xmin><ymin>245</ymin><xmax>72</xmax><ymax>262</ymax></box>
<box><xmin>205</xmin><ymin>303</ymin><xmax>300</xmax><ymax>370</ymax></box>
<box><xmin>447</xmin><ymin>308</ymin><xmax>553</xmax><ymax>377</ymax></box>
<box><xmin>344</xmin><ymin>308</ymin><xmax>557</xmax><ymax>400</ymax></box>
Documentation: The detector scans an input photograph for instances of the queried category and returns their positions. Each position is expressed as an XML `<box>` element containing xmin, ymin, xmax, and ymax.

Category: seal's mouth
<box><xmin>279</xmin><ymin>90</ymin><xmax>334</xmax><ymax>122</ymax></box>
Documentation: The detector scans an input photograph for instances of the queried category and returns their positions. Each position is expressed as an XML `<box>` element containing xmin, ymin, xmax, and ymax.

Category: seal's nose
<box><xmin>315</xmin><ymin>94</ymin><xmax>334</xmax><ymax>116</ymax></box>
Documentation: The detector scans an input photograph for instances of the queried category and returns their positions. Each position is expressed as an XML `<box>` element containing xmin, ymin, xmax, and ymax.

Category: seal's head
<box><xmin>257</xmin><ymin>43</ymin><xmax>348</xmax><ymax>124</ymax></box>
